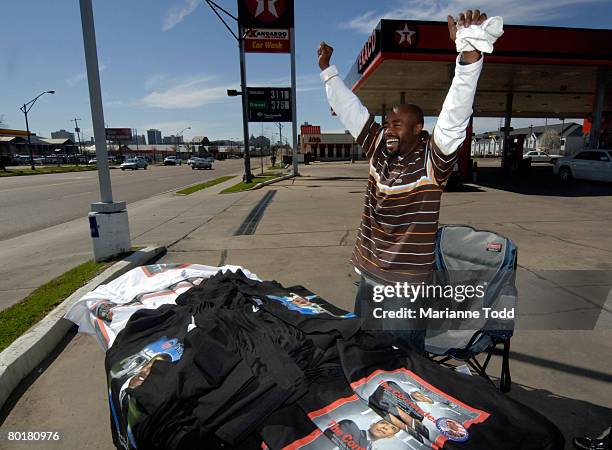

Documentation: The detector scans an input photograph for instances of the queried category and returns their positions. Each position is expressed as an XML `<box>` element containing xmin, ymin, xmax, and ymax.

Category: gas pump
<box><xmin>507</xmin><ymin>134</ymin><xmax>526</xmax><ymax>171</ymax></box>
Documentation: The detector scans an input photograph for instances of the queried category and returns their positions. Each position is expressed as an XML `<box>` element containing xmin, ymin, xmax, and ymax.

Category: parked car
<box><xmin>523</xmin><ymin>150</ymin><xmax>562</xmax><ymax>164</ymax></box>
<box><xmin>190</xmin><ymin>157</ymin><xmax>212</xmax><ymax>170</ymax></box>
<box><xmin>553</xmin><ymin>149</ymin><xmax>612</xmax><ymax>182</ymax></box>
<box><xmin>120</xmin><ymin>157</ymin><xmax>148</xmax><ymax>170</ymax></box>
<box><xmin>163</xmin><ymin>156</ymin><xmax>181</xmax><ymax>166</ymax></box>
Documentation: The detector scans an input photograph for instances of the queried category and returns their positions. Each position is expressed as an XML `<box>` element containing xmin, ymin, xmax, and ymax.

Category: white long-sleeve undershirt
<box><xmin>320</xmin><ymin>54</ymin><xmax>484</xmax><ymax>155</ymax></box>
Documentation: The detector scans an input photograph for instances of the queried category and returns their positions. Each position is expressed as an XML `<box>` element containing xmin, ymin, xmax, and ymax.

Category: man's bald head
<box><xmin>392</xmin><ymin>104</ymin><xmax>424</xmax><ymax>126</ymax></box>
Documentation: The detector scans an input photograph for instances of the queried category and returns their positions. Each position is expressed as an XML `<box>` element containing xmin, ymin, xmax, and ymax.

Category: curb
<box><xmin>248</xmin><ymin>173</ymin><xmax>296</xmax><ymax>190</ymax></box>
<box><xmin>0</xmin><ymin>245</ymin><xmax>166</xmax><ymax>410</ymax></box>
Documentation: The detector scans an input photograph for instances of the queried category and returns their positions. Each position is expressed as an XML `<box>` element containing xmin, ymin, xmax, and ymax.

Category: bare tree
<box><xmin>0</xmin><ymin>114</ymin><xmax>6</xmax><ymax>128</ymax></box>
<box><xmin>539</xmin><ymin>129</ymin><xmax>560</xmax><ymax>151</ymax></box>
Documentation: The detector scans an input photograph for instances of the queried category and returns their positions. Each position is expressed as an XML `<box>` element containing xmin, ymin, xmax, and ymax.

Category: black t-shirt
<box><xmin>105</xmin><ymin>305</ymin><xmax>193</xmax><ymax>450</ymax></box>
<box><xmin>338</xmin><ymin>336</ymin><xmax>565</xmax><ymax>450</ymax></box>
<box><xmin>109</xmin><ymin>272</ymin><xmax>358</xmax><ymax>449</ymax></box>
<box><xmin>105</xmin><ymin>273</ymin><xmax>563</xmax><ymax>450</ymax></box>
<box><xmin>176</xmin><ymin>271</ymin><xmax>362</xmax><ymax>352</ymax></box>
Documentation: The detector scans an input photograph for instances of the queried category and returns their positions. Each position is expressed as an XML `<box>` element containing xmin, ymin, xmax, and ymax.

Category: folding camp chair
<box><xmin>425</xmin><ymin>225</ymin><xmax>518</xmax><ymax>392</ymax></box>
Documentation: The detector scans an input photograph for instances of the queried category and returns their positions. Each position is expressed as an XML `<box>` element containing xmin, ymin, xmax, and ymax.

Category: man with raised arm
<box><xmin>318</xmin><ymin>10</ymin><xmax>501</xmax><ymax>352</ymax></box>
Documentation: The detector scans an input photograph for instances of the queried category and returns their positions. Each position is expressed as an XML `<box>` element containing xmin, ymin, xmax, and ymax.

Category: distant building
<box><xmin>131</xmin><ymin>134</ymin><xmax>146</xmax><ymax>145</ymax></box>
<box><xmin>162</xmin><ymin>135</ymin><xmax>183</xmax><ymax>145</ymax></box>
<box><xmin>299</xmin><ymin>123</ymin><xmax>362</xmax><ymax>161</ymax></box>
<box><xmin>471</xmin><ymin>122</ymin><xmax>585</xmax><ymax>157</ymax></box>
<box><xmin>51</xmin><ymin>129</ymin><xmax>75</xmax><ymax>141</ymax></box>
<box><xmin>0</xmin><ymin>129</ymin><xmax>78</xmax><ymax>158</ymax></box>
<box><xmin>147</xmin><ymin>129</ymin><xmax>162</xmax><ymax>145</ymax></box>
<box><xmin>190</xmin><ymin>136</ymin><xmax>211</xmax><ymax>156</ymax></box>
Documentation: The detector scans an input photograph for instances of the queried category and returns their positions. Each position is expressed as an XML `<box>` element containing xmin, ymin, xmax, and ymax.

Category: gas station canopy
<box><xmin>344</xmin><ymin>20</ymin><xmax>612</xmax><ymax>118</ymax></box>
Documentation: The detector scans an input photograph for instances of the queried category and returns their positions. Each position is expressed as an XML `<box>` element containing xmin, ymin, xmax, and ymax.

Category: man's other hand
<box><xmin>447</xmin><ymin>10</ymin><xmax>487</xmax><ymax>63</ymax></box>
<box><xmin>318</xmin><ymin>42</ymin><xmax>334</xmax><ymax>71</ymax></box>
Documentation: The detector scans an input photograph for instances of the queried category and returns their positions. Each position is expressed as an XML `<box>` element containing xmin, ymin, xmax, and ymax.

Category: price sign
<box><xmin>247</xmin><ymin>87</ymin><xmax>292</xmax><ymax>122</ymax></box>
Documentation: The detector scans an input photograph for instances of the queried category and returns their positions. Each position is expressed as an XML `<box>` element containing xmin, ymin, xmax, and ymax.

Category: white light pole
<box><xmin>79</xmin><ymin>0</ymin><xmax>130</xmax><ymax>261</ymax></box>
<box><xmin>175</xmin><ymin>126</ymin><xmax>191</xmax><ymax>159</ymax></box>
<box><xmin>20</xmin><ymin>90</ymin><xmax>55</xmax><ymax>171</ymax></box>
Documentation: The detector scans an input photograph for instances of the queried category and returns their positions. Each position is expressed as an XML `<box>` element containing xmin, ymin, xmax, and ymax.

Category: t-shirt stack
<box><xmin>104</xmin><ymin>270</ymin><xmax>563</xmax><ymax>450</ymax></box>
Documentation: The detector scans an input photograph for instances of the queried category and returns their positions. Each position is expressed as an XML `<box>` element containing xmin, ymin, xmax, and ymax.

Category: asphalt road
<box><xmin>0</xmin><ymin>158</ymin><xmax>266</xmax><ymax>241</ymax></box>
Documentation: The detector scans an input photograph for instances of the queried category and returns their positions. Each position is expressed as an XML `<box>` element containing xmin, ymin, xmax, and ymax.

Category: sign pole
<box><xmin>79</xmin><ymin>0</ymin><xmax>130</xmax><ymax>261</ymax></box>
<box><xmin>239</xmin><ymin>24</ymin><xmax>253</xmax><ymax>183</ymax></box>
<box><xmin>290</xmin><ymin>27</ymin><xmax>299</xmax><ymax>176</ymax></box>
<box><xmin>79</xmin><ymin>0</ymin><xmax>113</xmax><ymax>203</ymax></box>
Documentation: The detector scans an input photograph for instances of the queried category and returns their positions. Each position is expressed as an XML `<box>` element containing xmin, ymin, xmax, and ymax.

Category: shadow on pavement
<box><xmin>492</xmin><ymin>349</ymin><xmax>612</xmax><ymax>384</ymax></box>
<box><xmin>0</xmin><ymin>324</ymin><xmax>77</xmax><ymax>425</ymax></box>
<box><xmin>474</xmin><ymin>165</ymin><xmax>612</xmax><ymax>197</ymax></box>
<box><xmin>508</xmin><ymin>383</ymin><xmax>612</xmax><ymax>449</ymax></box>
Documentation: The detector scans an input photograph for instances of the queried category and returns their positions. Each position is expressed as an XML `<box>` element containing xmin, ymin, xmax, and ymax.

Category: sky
<box><xmin>1</xmin><ymin>0</ymin><xmax>611</xmax><ymax>144</ymax></box>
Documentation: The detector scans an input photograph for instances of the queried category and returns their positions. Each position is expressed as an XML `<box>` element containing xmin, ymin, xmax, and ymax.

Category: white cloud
<box><xmin>66</xmin><ymin>63</ymin><xmax>107</xmax><ymax>86</ymax></box>
<box><xmin>104</xmin><ymin>99</ymin><xmax>125</xmax><ymax>107</ymax></box>
<box><xmin>140</xmin><ymin>72</ymin><xmax>321</xmax><ymax>110</ymax></box>
<box><xmin>341</xmin><ymin>0</ymin><xmax>608</xmax><ymax>33</ymax></box>
<box><xmin>162</xmin><ymin>0</ymin><xmax>200</xmax><ymax>31</ymax></box>
<box><xmin>141</xmin><ymin>75</ymin><xmax>237</xmax><ymax>109</ymax></box>
<box><xmin>144</xmin><ymin>73</ymin><xmax>168</xmax><ymax>91</ymax></box>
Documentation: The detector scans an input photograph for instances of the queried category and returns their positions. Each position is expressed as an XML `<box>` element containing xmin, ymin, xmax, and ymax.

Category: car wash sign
<box><xmin>238</xmin><ymin>0</ymin><xmax>294</xmax><ymax>28</ymax></box>
<box><xmin>247</xmin><ymin>87</ymin><xmax>292</xmax><ymax>122</ymax></box>
<box><xmin>245</xmin><ymin>28</ymin><xmax>290</xmax><ymax>53</ymax></box>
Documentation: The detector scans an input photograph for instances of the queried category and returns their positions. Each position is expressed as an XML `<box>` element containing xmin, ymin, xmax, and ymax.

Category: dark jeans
<box><xmin>355</xmin><ymin>275</ymin><xmax>425</xmax><ymax>354</ymax></box>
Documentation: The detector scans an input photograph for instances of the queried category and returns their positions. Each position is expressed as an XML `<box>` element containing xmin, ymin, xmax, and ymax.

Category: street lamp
<box><xmin>176</xmin><ymin>126</ymin><xmax>191</xmax><ymax>159</ymax></box>
<box><xmin>20</xmin><ymin>90</ymin><xmax>55</xmax><ymax>170</ymax></box>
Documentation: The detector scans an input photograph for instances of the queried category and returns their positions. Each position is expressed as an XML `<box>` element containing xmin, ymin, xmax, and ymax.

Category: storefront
<box><xmin>299</xmin><ymin>124</ymin><xmax>363</xmax><ymax>161</ymax></box>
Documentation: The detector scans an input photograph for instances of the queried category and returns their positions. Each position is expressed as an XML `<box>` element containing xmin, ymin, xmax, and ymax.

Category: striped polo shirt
<box><xmin>352</xmin><ymin>116</ymin><xmax>458</xmax><ymax>283</ymax></box>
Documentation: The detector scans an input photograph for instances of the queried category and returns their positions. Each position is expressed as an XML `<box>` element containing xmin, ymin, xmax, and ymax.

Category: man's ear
<box><xmin>414</xmin><ymin>123</ymin><xmax>423</xmax><ymax>135</ymax></box>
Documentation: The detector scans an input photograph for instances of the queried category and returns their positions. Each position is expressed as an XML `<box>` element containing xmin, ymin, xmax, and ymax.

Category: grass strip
<box><xmin>0</xmin><ymin>165</ymin><xmax>99</xmax><ymax>177</ymax></box>
<box><xmin>261</xmin><ymin>171</ymin><xmax>283</xmax><ymax>177</ymax></box>
<box><xmin>0</xmin><ymin>260</ymin><xmax>109</xmax><ymax>352</ymax></box>
<box><xmin>220</xmin><ymin>175</ymin><xmax>279</xmax><ymax>193</ymax></box>
<box><xmin>176</xmin><ymin>175</ymin><xmax>235</xmax><ymax>195</ymax></box>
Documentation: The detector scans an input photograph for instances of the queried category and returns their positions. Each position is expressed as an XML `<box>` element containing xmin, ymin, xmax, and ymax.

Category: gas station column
<box><xmin>501</xmin><ymin>92</ymin><xmax>514</xmax><ymax>171</ymax></box>
<box><xmin>589</xmin><ymin>67</ymin><xmax>608</xmax><ymax>149</ymax></box>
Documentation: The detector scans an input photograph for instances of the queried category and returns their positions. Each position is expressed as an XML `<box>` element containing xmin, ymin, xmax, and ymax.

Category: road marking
<box><xmin>62</xmin><ymin>191</ymin><xmax>94</xmax><ymax>198</ymax></box>
<box><xmin>0</xmin><ymin>180</ymin><xmax>90</xmax><ymax>194</ymax></box>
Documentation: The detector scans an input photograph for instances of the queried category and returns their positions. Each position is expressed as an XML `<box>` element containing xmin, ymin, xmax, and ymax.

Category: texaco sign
<box><xmin>238</xmin><ymin>0</ymin><xmax>294</xmax><ymax>28</ymax></box>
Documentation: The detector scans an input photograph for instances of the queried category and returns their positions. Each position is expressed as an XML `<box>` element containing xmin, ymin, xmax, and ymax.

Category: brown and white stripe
<box><xmin>351</xmin><ymin>116</ymin><xmax>458</xmax><ymax>283</ymax></box>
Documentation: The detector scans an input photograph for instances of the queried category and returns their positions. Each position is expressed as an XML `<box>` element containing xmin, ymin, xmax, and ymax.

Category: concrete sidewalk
<box><xmin>1</xmin><ymin>162</ymin><xmax>611</xmax><ymax>449</ymax></box>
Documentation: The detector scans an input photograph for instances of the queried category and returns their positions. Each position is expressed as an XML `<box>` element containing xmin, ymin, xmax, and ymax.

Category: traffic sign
<box><xmin>247</xmin><ymin>87</ymin><xmax>292</xmax><ymax>122</ymax></box>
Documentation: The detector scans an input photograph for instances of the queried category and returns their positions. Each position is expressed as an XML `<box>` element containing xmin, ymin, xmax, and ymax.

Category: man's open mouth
<box><xmin>385</xmin><ymin>137</ymin><xmax>399</xmax><ymax>148</ymax></box>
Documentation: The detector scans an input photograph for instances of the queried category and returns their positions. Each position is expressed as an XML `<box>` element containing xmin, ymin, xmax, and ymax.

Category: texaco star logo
<box><xmin>395</xmin><ymin>23</ymin><xmax>417</xmax><ymax>48</ymax></box>
<box><xmin>247</xmin><ymin>0</ymin><xmax>287</xmax><ymax>22</ymax></box>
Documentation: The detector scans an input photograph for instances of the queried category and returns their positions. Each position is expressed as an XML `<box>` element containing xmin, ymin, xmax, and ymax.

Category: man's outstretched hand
<box><xmin>317</xmin><ymin>42</ymin><xmax>334</xmax><ymax>71</ymax></box>
<box><xmin>447</xmin><ymin>9</ymin><xmax>487</xmax><ymax>63</ymax></box>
